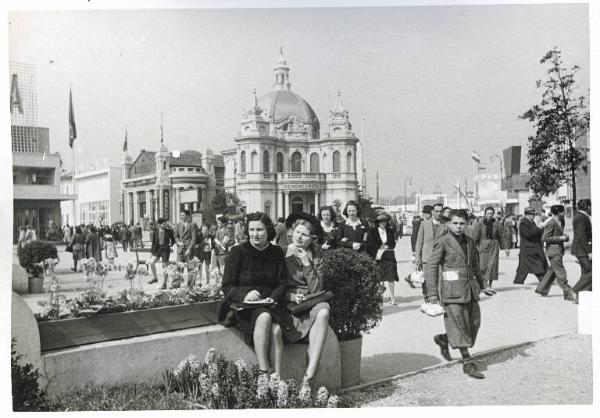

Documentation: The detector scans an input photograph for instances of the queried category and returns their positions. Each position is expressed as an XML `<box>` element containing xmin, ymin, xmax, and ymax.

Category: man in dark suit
<box><xmin>174</xmin><ymin>210</ymin><xmax>197</xmax><ymax>263</ymax></box>
<box><xmin>571</xmin><ymin>199</ymin><xmax>592</xmax><ymax>296</ymax></box>
<box><xmin>423</xmin><ymin>209</ymin><xmax>494</xmax><ymax>379</ymax></box>
<box><xmin>535</xmin><ymin>205</ymin><xmax>576</xmax><ymax>301</ymax></box>
<box><xmin>513</xmin><ymin>207</ymin><xmax>548</xmax><ymax>284</ymax></box>
<box><xmin>148</xmin><ymin>217</ymin><xmax>176</xmax><ymax>289</ymax></box>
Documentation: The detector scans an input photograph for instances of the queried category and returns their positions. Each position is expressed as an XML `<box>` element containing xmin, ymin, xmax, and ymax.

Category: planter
<box><xmin>28</xmin><ymin>276</ymin><xmax>44</xmax><ymax>294</ymax></box>
<box><xmin>339</xmin><ymin>336</ymin><xmax>363</xmax><ymax>388</ymax></box>
<box><xmin>38</xmin><ymin>300</ymin><xmax>220</xmax><ymax>352</ymax></box>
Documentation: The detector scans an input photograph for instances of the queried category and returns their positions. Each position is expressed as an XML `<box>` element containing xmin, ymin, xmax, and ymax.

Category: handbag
<box><xmin>289</xmin><ymin>290</ymin><xmax>334</xmax><ymax>315</ymax></box>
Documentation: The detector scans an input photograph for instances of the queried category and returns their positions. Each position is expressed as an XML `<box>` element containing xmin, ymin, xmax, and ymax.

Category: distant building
<box><xmin>60</xmin><ymin>160</ymin><xmax>122</xmax><ymax>226</ymax></box>
<box><xmin>11</xmin><ymin>61</ymin><xmax>74</xmax><ymax>242</ymax></box>
<box><xmin>121</xmin><ymin>145</ymin><xmax>224</xmax><ymax>228</ymax></box>
<box><xmin>222</xmin><ymin>50</ymin><xmax>359</xmax><ymax>218</ymax></box>
<box><xmin>415</xmin><ymin>193</ymin><xmax>447</xmax><ymax>213</ymax></box>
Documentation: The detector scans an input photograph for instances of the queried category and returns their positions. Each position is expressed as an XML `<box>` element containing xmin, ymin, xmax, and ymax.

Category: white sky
<box><xmin>7</xmin><ymin>3</ymin><xmax>590</xmax><ymax>198</ymax></box>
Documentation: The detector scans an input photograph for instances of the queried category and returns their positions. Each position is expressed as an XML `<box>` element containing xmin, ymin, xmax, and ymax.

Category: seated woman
<box><xmin>282</xmin><ymin>212</ymin><xmax>331</xmax><ymax>385</ymax></box>
<box><xmin>222</xmin><ymin>212</ymin><xmax>288</xmax><ymax>375</ymax></box>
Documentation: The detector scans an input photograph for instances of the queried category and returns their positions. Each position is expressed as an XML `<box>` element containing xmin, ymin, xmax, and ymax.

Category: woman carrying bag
<box><xmin>281</xmin><ymin>212</ymin><xmax>333</xmax><ymax>386</ymax></box>
<box><xmin>369</xmin><ymin>213</ymin><xmax>400</xmax><ymax>305</ymax></box>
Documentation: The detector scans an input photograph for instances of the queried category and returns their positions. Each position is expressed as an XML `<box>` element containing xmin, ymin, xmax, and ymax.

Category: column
<box><xmin>123</xmin><ymin>192</ymin><xmax>129</xmax><ymax>225</ymax></box>
<box><xmin>176</xmin><ymin>188</ymin><xmax>182</xmax><ymax>220</ymax></box>
<box><xmin>133</xmin><ymin>192</ymin><xmax>140</xmax><ymax>225</ymax></box>
<box><xmin>157</xmin><ymin>187</ymin><xmax>163</xmax><ymax>218</ymax></box>
<box><xmin>145</xmin><ymin>190</ymin><xmax>152</xmax><ymax>221</ymax></box>
<box><xmin>277</xmin><ymin>190</ymin><xmax>283</xmax><ymax>218</ymax></box>
<box><xmin>314</xmin><ymin>191</ymin><xmax>320</xmax><ymax>215</ymax></box>
<box><xmin>283</xmin><ymin>191</ymin><xmax>289</xmax><ymax>218</ymax></box>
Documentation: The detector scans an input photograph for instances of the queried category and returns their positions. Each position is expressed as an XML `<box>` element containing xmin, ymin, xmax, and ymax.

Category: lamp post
<box><xmin>403</xmin><ymin>177</ymin><xmax>412</xmax><ymax>213</ymax></box>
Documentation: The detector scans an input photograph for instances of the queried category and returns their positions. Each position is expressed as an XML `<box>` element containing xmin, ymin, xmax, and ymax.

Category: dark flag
<box><xmin>123</xmin><ymin>126</ymin><xmax>128</xmax><ymax>152</ymax></box>
<box><xmin>68</xmin><ymin>89</ymin><xmax>77</xmax><ymax>148</ymax></box>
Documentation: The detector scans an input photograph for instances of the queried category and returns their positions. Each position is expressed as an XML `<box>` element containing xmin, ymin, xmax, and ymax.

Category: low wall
<box><xmin>42</xmin><ymin>324</ymin><xmax>341</xmax><ymax>396</ymax></box>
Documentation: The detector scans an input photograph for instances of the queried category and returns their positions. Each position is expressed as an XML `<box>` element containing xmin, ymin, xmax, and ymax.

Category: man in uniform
<box><xmin>423</xmin><ymin>209</ymin><xmax>494</xmax><ymax>379</ymax></box>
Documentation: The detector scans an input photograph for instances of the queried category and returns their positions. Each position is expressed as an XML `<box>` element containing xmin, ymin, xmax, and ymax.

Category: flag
<box><xmin>122</xmin><ymin>126</ymin><xmax>128</xmax><ymax>152</ymax></box>
<box><xmin>472</xmin><ymin>150</ymin><xmax>480</xmax><ymax>164</ymax></box>
<box><xmin>68</xmin><ymin>89</ymin><xmax>77</xmax><ymax>148</ymax></box>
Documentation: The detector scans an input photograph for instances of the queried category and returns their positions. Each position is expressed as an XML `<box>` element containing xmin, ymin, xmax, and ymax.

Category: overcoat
<box><xmin>516</xmin><ymin>217</ymin><xmax>547</xmax><ymax>275</ymax></box>
<box><xmin>175</xmin><ymin>221</ymin><xmax>198</xmax><ymax>257</ymax></box>
<box><xmin>570</xmin><ymin>211</ymin><xmax>592</xmax><ymax>257</ymax></box>
<box><xmin>368</xmin><ymin>225</ymin><xmax>399</xmax><ymax>282</ymax></box>
<box><xmin>473</xmin><ymin>219</ymin><xmax>502</xmax><ymax>283</ymax></box>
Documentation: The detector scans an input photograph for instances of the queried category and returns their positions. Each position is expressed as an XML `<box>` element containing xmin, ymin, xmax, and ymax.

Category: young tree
<box><xmin>520</xmin><ymin>47</ymin><xmax>589</xmax><ymax>212</ymax></box>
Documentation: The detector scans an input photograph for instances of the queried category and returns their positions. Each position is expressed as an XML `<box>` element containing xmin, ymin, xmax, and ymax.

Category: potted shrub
<box><xmin>19</xmin><ymin>241</ymin><xmax>58</xmax><ymax>294</ymax></box>
<box><xmin>321</xmin><ymin>249</ymin><xmax>385</xmax><ymax>388</ymax></box>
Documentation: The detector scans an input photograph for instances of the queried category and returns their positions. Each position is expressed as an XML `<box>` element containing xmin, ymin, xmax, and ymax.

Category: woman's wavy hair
<box><xmin>342</xmin><ymin>200</ymin><xmax>361</xmax><ymax>218</ymax></box>
<box><xmin>246</xmin><ymin>212</ymin><xmax>277</xmax><ymax>241</ymax></box>
<box><xmin>318</xmin><ymin>205</ymin><xmax>337</xmax><ymax>222</ymax></box>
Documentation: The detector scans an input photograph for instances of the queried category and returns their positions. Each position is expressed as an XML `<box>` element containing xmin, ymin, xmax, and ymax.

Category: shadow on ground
<box><xmin>360</xmin><ymin>352</ymin><xmax>441</xmax><ymax>383</ymax></box>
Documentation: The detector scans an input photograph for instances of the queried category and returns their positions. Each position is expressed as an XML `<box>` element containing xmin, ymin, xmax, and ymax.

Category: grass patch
<box><xmin>49</xmin><ymin>383</ymin><xmax>200</xmax><ymax>411</ymax></box>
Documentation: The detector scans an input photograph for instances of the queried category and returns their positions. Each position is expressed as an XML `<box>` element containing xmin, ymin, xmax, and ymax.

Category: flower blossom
<box><xmin>276</xmin><ymin>380</ymin><xmax>289</xmax><ymax>408</ymax></box>
<box><xmin>327</xmin><ymin>395</ymin><xmax>339</xmax><ymax>408</ymax></box>
<box><xmin>256</xmin><ymin>373</ymin><xmax>269</xmax><ymax>400</ymax></box>
<box><xmin>204</xmin><ymin>348</ymin><xmax>217</xmax><ymax>364</ymax></box>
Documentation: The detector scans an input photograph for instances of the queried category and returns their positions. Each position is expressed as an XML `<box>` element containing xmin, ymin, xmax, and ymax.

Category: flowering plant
<box><xmin>163</xmin><ymin>348</ymin><xmax>341</xmax><ymax>409</ymax></box>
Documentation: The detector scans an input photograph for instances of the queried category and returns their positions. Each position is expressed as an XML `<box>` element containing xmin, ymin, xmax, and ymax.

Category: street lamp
<box><xmin>403</xmin><ymin>177</ymin><xmax>412</xmax><ymax>213</ymax></box>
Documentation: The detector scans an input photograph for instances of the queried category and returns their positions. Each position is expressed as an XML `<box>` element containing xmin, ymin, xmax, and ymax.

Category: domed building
<box><xmin>222</xmin><ymin>49</ymin><xmax>360</xmax><ymax>218</ymax></box>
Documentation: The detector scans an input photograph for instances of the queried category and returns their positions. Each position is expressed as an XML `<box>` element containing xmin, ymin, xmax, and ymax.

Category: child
<box><xmin>103</xmin><ymin>234</ymin><xmax>118</xmax><ymax>268</ymax></box>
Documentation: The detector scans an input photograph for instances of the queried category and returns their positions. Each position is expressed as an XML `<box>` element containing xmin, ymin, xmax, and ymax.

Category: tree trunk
<box><xmin>571</xmin><ymin>166</ymin><xmax>577</xmax><ymax>213</ymax></box>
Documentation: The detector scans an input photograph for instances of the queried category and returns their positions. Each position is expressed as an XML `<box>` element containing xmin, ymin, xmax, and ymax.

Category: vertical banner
<box><xmin>163</xmin><ymin>189</ymin><xmax>170</xmax><ymax>221</ymax></box>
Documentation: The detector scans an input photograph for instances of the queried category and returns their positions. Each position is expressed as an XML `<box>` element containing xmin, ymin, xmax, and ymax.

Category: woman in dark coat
<box><xmin>222</xmin><ymin>212</ymin><xmax>288</xmax><ymax>375</ymax></box>
<box><xmin>85</xmin><ymin>225</ymin><xmax>103</xmax><ymax>262</ymax></box>
<box><xmin>336</xmin><ymin>200</ymin><xmax>370</xmax><ymax>253</ymax></box>
<box><xmin>318</xmin><ymin>206</ymin><xmax>337</xmax><ymax>251</ymax></box>
<box><xmin>369</xmin><ymin>213</ymin><xmax>400</xmax><ymax>305</ymax></box>
<box><xmin>70</xmin><ymin>226</ymin><xmax>86</xmax><ymax>272</ymax></box>
<box><xmin>282</xmin><ymin>213</ymin><xmax>331</xmax><ymax>385</ymax></box>
<box><xmin>513</xmin><ymin>208</ymin><xmax>548</xmax><ymax>284</ymax></box>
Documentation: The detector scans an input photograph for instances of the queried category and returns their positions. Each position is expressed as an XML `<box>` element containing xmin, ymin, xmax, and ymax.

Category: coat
<box><xmin>423</xmin><ymin>232</ymin><xmax>484</xmax><ymax>304</ymax></box>
<box><xmin>473</xmin><ymin>219</ymin><xmax>502</xmax><ymax>251</ymax></box>
<box><xmin>517</xmin><ymin>217</ymin><xmax>547</xmax><ymax>275</ymax></box>
<box><xmin>336</xmin><ymin>219</ymin><xmax>370</xmax><ymax>252</ymax></box>
<box><xmin>174</xmin><ymin>221</ymin><xmax>197</xmax><ymax>256</ymax></box>
<box><xmin>542</xmin><ymin>217</ymin><xmax>566</xmax><ymax>257</ymax></box>
<box><xmin>86</xmin><ymin>232</ymin><xmax>103</xmax><ymax>261</ymax></box>
<box><xmin>410</xmin><ymin>219</ymin><xmax>422</xmax><ymax>253</ymax></box>
<box><xmin>571</xmin><ymin>210</ymin><xmax>592</xmax><ymax>257</ymax></box>
<box><xmin>151</xmin><ymin>226</ymin><xmax>175</xmax><ymax>254</ymax></box>
<box><xmin>415</xmin><ymin>219</ymin><xmax>447</xmax><ymax>264</ymax></box>
<box><xmin>367</xmin><ymin>225</ymin><xmax>397</xmax><ymax>259</ymax></box>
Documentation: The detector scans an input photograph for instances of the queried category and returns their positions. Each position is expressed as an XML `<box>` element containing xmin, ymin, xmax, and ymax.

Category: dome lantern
<box><xmin>273</xmin><ymin>46</ymin><xmax>291</xmax><ymax>91</ymax></box>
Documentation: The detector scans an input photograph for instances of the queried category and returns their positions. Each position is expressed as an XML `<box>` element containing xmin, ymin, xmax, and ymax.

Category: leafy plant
<box><xmin>11</xmin><ymin>339</ymin><xmax>49</xmax><ymax>411</ymax></box>
<box><xmin>321</xmin><ymin>249</ymin><xmax>385</xmax><ymax>341</ymax></box>
<box><xmin>162</xmin><ymin>348</ymin><xmax>340</xmax><ymax>409</ymax></box>
<box><xmin>520</xmin><ymin>47</ymin><xmax>589</xmax><ymax>211</ymax></box>
<box><xmin>19</xmin><ymin>241</ymin><xmax>58</xmax><ymax>277</ymax></box>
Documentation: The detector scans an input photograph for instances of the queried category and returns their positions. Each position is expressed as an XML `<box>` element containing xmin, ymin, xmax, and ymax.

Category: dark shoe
<box><xmin>148</xmin><ymin>278</ymin><xmax>158</xmax><ymax>284</ymax></box>
<box><xmin>463</xmin><ymin>361</ymin><xmax>485</xmax><ymax>379</ymax></box>
<box><xmin>535</xmin><ymin>289</ymin><xmax>549</xmax><ymax>297</ymax></box>
<box><xmin>563</xmin><ymin>289</ymin><xmax>576</xmax><ymax>302</ymax></box>
<box><xmin>70</xmin><ymin>268</ymin><xmax>77</xmax><ymax>272</ymax></box>
<box><xmin>434</xmin><ymin>334</ymin><xmax>452</xmax><ymax>361</ymax></box>
<box><xmin>574</xmin><ymin>292</ymin><xmax>579</xmax><ymax>304</ymax></box>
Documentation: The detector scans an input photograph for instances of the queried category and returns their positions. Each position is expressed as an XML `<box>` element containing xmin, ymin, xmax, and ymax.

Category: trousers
<box><xmin>572</xmin><ymin>255</ymin><xmax>592</xmax><ymax>293</ymax></box>
<box><xmin>536</xmin><ymin>254</ymin><xmax>571</xmax><ymax>295</ymax></box>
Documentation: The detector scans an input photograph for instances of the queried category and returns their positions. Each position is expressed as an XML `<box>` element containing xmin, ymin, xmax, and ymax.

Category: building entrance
<box><xmin>291</xmin><ymin>196</ymin><xmax>304</xmax><ymax>213</ymax></box>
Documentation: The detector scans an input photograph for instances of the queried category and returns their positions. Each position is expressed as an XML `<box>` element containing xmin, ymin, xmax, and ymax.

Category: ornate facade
<box><xmin>222</xmin><ymin>50</ymin><xmax>359</xmax><ymax>218</ymax></box>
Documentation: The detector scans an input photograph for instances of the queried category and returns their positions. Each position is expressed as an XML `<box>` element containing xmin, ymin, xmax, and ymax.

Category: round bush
<box><xmin>19</xmin><ymin>241</ymin><xmax>58</xmax><ymax>277</ymax></box>
<box><xmin>321</xmin><ymin>249</ymin><xmax>385</xmax><ymax>341</ymax></box>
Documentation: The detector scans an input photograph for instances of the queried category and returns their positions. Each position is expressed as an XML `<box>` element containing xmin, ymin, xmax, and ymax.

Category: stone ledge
<box><xmin>42</xmin><ymin>323</ymin><xmax>341</xmax><ymax>396</ymax></box>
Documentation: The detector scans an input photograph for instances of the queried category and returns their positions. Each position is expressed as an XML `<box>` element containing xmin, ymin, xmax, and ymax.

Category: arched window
<box><xmin>240</xmin><ymin>151</ymin><xmax>246</xmax><ymax>174</ymax></box>
<box><xmin>276</xmin><ymin>152</ymin><xmax>284</xmax><ymax>173</ymax></box>
<box><xmin>251</xmin><ymin>151</ymin><xmax>258</xmax><ymax>172</ymax></box>
<box><xmin>263</xmin><ymin>150</ymin><xmax>270</xmax><ymax>172</ymax></box>
<box><xmin>346</xmin><ymin>151</ymin><xmax>353</xmax><ymax>172</ymax></box>
<box><xmin>291</xmin><ymin>151</ymin><xmax>302</xmax><ymax>173</ymax></box>
<box><xmin>322</xmin><ymin>153</ymin><xmax>328</xmax><ymax>172</ymax></box>
<box><xmin>310</xmin><ymin>152</ymin><xmax>320</xmax><ymax>173</ymax></box>
<box><xmin>333</xmin><ymin>151</ymin><xmax>341</xmax><ymax>173</ymax></box>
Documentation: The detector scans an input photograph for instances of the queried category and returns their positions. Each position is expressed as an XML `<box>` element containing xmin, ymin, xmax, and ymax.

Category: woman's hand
<box><xmin>244</xmin><ymin>290</ymin><xmax>262</xmax><ymax>302</ymax></box>
<box><xmin>321</xmin><ymin>243</ymin><xmax>331</xmax><ymax>250</ymax></box>
<box><xmin>380</xmin><ymin>244</ymin><xmax>388</xmax><ymax>251</ymax></box>
<box><xmin>352</xmin><ymin>242</ymin><xmax>361</xmax><ymax>251</ymax></box>
<box><xmin>295</xmin><ymin>293</ymin><xmax>305</xmax><ymax>304</ymax></box>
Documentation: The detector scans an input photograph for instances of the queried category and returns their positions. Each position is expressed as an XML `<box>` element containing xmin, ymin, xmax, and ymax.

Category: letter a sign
<box><xmin>10</xmin><ymin>74</ymin><xmax>23</xmax><ymax>114</ymax></box>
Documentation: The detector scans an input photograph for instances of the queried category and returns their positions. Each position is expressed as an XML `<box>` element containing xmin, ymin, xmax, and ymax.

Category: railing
<box><xmin>237</xmin><ymin>172</ymin><xmax>276</xmax><ymax>182</ymax></box>
<box><xmin>279</xmin><ymin>172</ymin><xmax>326</xmax><ymax>181</ymax></box>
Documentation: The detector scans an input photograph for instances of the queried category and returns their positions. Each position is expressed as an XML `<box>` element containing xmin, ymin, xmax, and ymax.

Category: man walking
<box><xmin>571</xmin><ymin>199</ymin><xmax>592</xmax><ymax>297</ymax></box>
<box><xmin>148</xmin><ymin>218</ymin><xmax>176</xmax><ymax>289</ymax></box>
<box><xmin>415</xmin><ymin>203</ymin><xmax>447</xmax><ymax>270</ymax></box>
<box><xmin>174</xmin><ymin>210</ymin><xmax>197</xmax><ymax>263</ymax></box>
<box><xmin>212</xmin><ymin>215</ymin><xmax>233</xmax><ymax>276</ymax></box>
<box><xmin>423</xmin><ymin>209</ymin><xmax>494</xmax><ymax>379</ymax></box>
<box><xmin>535</xmin><ymin>205</ymin><xmax>576</xmax><ymax>301</ymax></box>
<box><xmin>473</xmin><ymin>207</ymin><xmax>502</xmax><ymax>292</ymax></box>
<box><xmin>513</xmin><ymin>207</ymin><xmax>547</xmax><ymax>284</ymax></box>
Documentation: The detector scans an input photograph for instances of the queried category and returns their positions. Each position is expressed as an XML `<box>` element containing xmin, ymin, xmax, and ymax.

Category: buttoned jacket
<box><xmin>571</xmin><ymin>210</ymin><xmax>592</xmax><ymax>256</ymax></box>
<box><xmin>542</xmin><ymin>217</ymin><xmax>566</xmax><ymax>257</ymax></box>
<box><xmin>415</xmin><ymin>219</ymin><xmax>447</xmax><ymax>263</ymax></box>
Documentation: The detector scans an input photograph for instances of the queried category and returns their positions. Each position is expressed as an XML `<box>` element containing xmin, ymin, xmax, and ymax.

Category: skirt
<box><xmin>234</xmin><ymin>305</ymin><xmax>289</xmax><ymax>346</ymax></box>
<box><xmin>378</xmin><ymin>250</ymin><xmax>399</xmax><ymax>282</ymax></box>
<box><xmin>282</xmin><ymin>302</ymin><xmax>330</xmax><ymax>344</ymax></box>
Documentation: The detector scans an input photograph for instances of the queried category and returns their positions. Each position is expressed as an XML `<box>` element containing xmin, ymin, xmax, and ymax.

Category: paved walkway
<box><xmin>346</xmin><ymin>333</ymin><xmax>592</xmax><ymax>406</ymax></box>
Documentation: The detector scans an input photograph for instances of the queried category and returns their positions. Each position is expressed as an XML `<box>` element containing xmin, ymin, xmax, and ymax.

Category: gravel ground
<box><xmin>344</xmin><ymin>333</ymin><xmax>592</xmax><ymax>407</ymax></box>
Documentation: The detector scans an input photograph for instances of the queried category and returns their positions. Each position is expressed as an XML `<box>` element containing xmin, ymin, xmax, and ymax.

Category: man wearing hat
<box><xmin>535</xmin><ymin>205</ymin><xmax>576</xmax><ymax>301</ymax></box>
<box><xmin>513</xmin><ymin>207</ymin><xmax>548</xmax><ymax>284</ymax></box>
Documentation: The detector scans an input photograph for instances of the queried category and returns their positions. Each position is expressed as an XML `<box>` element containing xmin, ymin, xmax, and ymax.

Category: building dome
<box><xmin>258</xmin><ymin>90</ymin><xmax>319</xmax><ymax>125</ymax></box>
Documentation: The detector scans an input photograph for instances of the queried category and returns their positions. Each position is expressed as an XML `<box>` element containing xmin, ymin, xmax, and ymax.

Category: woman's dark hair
<box><xmin>342</xmin><ymin>200</ymin><xmax>361</xmax><ymax>218</ymax></box>
<box><xmin>550</xmin><ymin>205</ymin><xmax>565</xmax><ymax>215</ymax></box>
<box><xmin>318</xmin><ymin>205</ymin><xmax>336</xmax><ymax>221</ymax></box>
<box><xmin>577</xmin><ymin>199</ymin><xmax>588</xmax><ymax>211</ymax></box>
<box><xmin>75</xmin><ymin>226</ymin><xmax>82</xmax><ymax>234</ymax></box>
<box><xmin>246</xmin><ymin>212</ymin><xmax>277</xmax><ymax>241</ymax></box>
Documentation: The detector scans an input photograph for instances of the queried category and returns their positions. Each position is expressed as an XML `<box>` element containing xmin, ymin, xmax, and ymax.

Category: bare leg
<box><xmin>253</xmin><ymin>312</ymin><xmax>273</xmax><ymax>372</ymax></box>
<box><xmin>161</xmin><ymin>262</ymin><xmax>168</xmax><ymax>288</ymax></box>
<box><xmin>389</xmin><ymin>281</ymin><xmax>396</xmax><ymax>304</ymax></box>
<box><xmin>305</xmin><ymin>308</ymin><xmax>330</xmax><ymax>379</ymax></box>
<box><xmin>148</xmin><ymin>256</ymin><xmax>158</xmax><ymax>281</ymax></box>
<box><xmin>269</xmin><ymin>323</ymin><xmax>284</xmax><ymax>376</ymax></box>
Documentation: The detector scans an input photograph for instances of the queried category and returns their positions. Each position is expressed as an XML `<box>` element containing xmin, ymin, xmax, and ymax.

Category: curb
<box><xmin>340</xmin><ymin>332</ymin><xmax>573</xmax><ymax>394</ymax></box>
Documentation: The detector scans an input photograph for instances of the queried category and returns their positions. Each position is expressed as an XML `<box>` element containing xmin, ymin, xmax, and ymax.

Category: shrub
<box><xmin>163</xmin><ymin>348</ymin><xmax>340</xmax><ymax>409</ymax></box>
<box><xmin>19</xmin><ymin>241</ymin><xmax>58</xmax><ymax>277</ymax></box>
<box><xmin>321</xmin><ymin>248</ymin><xmax>385</xmax><ymax>341</ymax></box>
<box><xmin>11</xmin><ymin>339</ymin><xmax>49</xmax><ymax>411</ymax></box>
